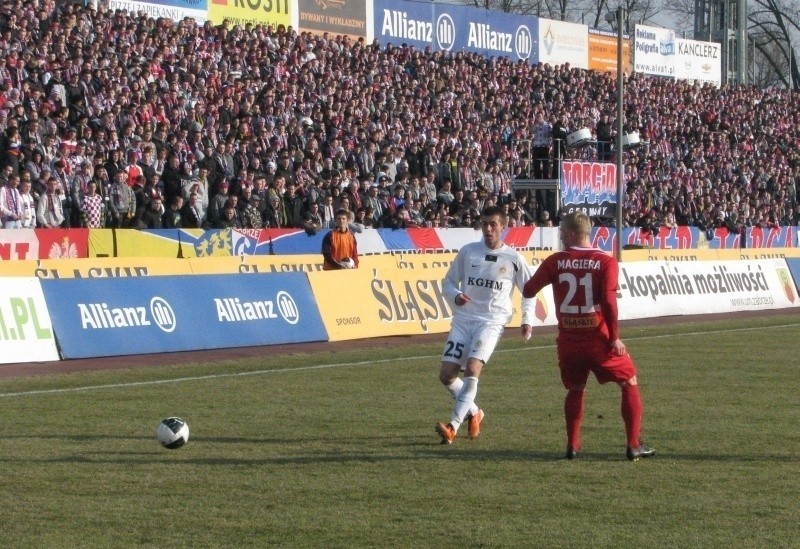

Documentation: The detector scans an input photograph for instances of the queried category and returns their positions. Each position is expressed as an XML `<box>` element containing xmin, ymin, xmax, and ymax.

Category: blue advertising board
<box><xmin>42</xmin><ymin>273</ymin><xmax>328</xmax><ymax>359</ymax></box>
<box><xmin>373</xmin><ymin>0</ymin><xmax>538</xmax><ymax>63</ymax></box>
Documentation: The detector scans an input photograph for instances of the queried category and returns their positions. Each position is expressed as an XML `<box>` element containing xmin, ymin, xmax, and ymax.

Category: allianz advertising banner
<box><xmin>634</xmin><ymin>24</ymin><xmax>676</xmax><ymax>77</ymax></box>
<box><xmin>109</xmin><ymin>0</ymin><xmax>207</xmax><ymax>22</ymax></box>
<box><xmin>0</xmin><ymin>278</ymin><xmax>59</xmax><ymax>364</ymax></box>
<box><xmin>42</xmin><ymin>273</ymin><xmax>327</xmax><ymax>359</ymax></box>
<box><xmin>373</xmin><ymin>0</ymin><xmax>538</xmax><ymax>63</ymax></box>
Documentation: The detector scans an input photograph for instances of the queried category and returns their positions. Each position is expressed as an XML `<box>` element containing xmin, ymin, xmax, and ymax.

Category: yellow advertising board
<box><xmin>519</xmin><ymin>249</ymin><xmax>556</xmax><ymax>267</ymax></box>
<box><xmin>184</xmin><ymin>254</ymin><xmax>327</xmax><ymax>275</ymax></box>
<box><xmin>30</xmin><ymin>257</ymin><xmax>195</xmax><ymax>279</ymax></box>
<box><xmin>360</xmin><ymin>252</ymin><xmax>457</xmax><ymax>273</ymax></box>
<box><xmin>621</xmin><ymin>248</ymin><xmax>800</xmax><ymax>262</ymax></box>
<box><xmin>0</xmin><ymin>260</ymin><xmax>37</xmax><ymax>276</ymax></box>
<box><xmin>622</xmin><ymin>249</ymin><xmax>711</xmax><ymax>262</ymax></box>
<box><xmin>307</xmin><ymin>259</ymin><xmax>557</xmax><ymax>342</ymax></box>
<box><xmin>239</xmin><ymin>254</ymin><xmax>325</xmax><ymax>274</ymax></box>
<box><xmin>716</xmin><ymin>248</ymin><xmax>800</xmax><ymax>260</ymax></box>
<box><xmin>308</xmin><ymin>264</ymin><xmax>454</xmax><ymax>341</ymax></box>
<box><xmin>207</xmin><ymin>0</ymin><xmax>292</xmax><ymax>27</ymax></box>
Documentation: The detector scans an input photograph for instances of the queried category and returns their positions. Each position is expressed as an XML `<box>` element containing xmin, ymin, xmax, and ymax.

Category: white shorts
<box><xmin>441</xmin><ymin>319</ymin><xmax>504</xmax><ymax>368</ymax></box>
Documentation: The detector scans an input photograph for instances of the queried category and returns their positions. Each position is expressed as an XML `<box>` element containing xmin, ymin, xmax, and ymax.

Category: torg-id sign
<box><xmin>560</xmin><ymin>160</ymin><xmax>617</xmax><ymax>218</ymax></box>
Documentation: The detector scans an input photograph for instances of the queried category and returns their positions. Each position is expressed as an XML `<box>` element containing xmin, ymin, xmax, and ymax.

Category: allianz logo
<box><xmin>215</xmin><ymin>291</ymin><xmax>300</xmax><ymax>325</ymax></box>
<box><xmin>381</xmin><ymin>10</ymin><xmax>456</xmax><ymax>51</ymax></box>
<box><xmin>78</xmin><ymin>297</ymin><xmax>177</xmax><ymax>333</ymax></box>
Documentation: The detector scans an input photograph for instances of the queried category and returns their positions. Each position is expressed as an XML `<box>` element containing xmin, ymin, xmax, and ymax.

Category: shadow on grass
<box><xmin>0</xmin><ymin>434</ymin><xmax>152</xmax><ymax>441</ymax></box>
<box><xmin>2</xmin><ymin>435</ymin><xmax>796</xmax><ymax>465</ymax></box>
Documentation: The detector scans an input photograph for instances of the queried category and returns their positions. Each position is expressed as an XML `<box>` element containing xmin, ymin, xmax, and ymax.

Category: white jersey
<box><xmin>443</xmin><ymin>241</ymin><xmax>535</xmax><ymax>326</ymax></box>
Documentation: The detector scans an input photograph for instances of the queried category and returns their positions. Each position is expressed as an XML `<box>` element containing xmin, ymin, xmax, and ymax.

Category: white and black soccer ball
<box><xmin>156</xmin><ymin>417</ymin><xmax>190</xmax><ymax>449</ymax></box>
<box><xmin>340</xmin><ymin>257</ymin><xmax>355</xmax><ymax>269</ymax></box>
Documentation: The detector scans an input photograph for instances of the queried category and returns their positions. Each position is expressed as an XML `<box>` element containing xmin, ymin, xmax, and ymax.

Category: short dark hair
<box><xmin>481</xmin><ymin>205</ymin><xmax>505</xmax><ymax>219</ymax></box>
<box><xmin>335</xmin><ymin>208</ymin><xmax>349</xmax><ymax>217</ymax></box>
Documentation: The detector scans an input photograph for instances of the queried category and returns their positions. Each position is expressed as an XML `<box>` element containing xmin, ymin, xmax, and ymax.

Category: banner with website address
<box><xmin>207</xmin><ymin>0</ymin><xmax>292</xmax><ymax>28</ymax></box>
<box><xmin>41</xmin><ymin>273</ymin><xmax>327</xmax><ymax>359</ymax></box>
<box><xmin>616</xmin><ymin>259</ymin><xmax>798</xmax><ymax>319</ymax></box>
<box><xmin>0</xmin><ymin>278</ymin><xmax>59</xmax><ymax>364</ymax></box>
<box><xmin>634</xmin><ymin>24</ymin><xmax>675</xmax><ymax>78</ymax></box>
<box><xmin>621</xmin><ymin>248</ymin><xmax>800</xmax><ymax>262</ymax></box>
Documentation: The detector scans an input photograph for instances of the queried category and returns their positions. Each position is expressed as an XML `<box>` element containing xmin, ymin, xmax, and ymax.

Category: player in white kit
<box><xmin>435</xmin><ymin>205</ymin><xmax>535</xmax><ymax>444</ymax></box>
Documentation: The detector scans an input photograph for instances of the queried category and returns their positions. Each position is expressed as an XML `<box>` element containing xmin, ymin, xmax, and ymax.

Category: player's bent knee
<box><xmin>439</xmin><ymin>362</ymin><xmax>461</xmax><ymax>385</ymax></box>
<box><xmin>439</xmin><ymin>372</ymin><xmax>457</xmax><ymax>385</ymax></box>
<box><xmin>619</xmin><ymin>375</ymin><xmax>638</xmax><ymax>387</ymax></box>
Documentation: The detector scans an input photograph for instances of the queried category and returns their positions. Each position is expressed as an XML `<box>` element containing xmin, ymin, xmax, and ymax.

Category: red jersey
<box><xmin>523</xmin><ymin>246</ymin><xmax>619</xmax><ymax>341</ymax></box>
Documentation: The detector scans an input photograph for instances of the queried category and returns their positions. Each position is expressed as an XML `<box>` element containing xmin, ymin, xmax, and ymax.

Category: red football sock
<box><xmin>621</xmin><ymin>384</ymin><xmax>643</xmax><ymax>448</ymax></box>
<box><xmin>564</xmin><ymin>390</ymin><xmax>585</xmax><ymax>450</ymax></box>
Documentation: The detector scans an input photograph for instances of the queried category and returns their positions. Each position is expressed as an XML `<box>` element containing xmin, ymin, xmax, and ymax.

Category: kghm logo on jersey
<box><xmin>436</xmin><ymin>13</ymin><xmax>455</xmax><ymax>51</ymax></box>
<box><xmin>467</xmin><ymin>277</ymin><xmax>503</xmax><ymax>290</ymax></box>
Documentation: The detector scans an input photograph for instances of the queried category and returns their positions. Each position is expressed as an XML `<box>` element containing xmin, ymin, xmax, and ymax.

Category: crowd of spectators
<box><xmin>0</xmin><ymin>0</ymin><xmax>798</xmax><ymax>236</ymax></box>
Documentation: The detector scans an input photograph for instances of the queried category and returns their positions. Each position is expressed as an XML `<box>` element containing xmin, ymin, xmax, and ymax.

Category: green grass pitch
<box><xmin>0</xmin><ymin>315</ymin><xmax>798</xmax><ymax>547</ymax></box>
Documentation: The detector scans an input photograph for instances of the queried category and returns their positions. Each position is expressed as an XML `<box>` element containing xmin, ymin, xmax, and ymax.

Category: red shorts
<box><xmin>556</xmin><ymin>334</ymin><xmax>638</xmax><ymax>388</ymax></box>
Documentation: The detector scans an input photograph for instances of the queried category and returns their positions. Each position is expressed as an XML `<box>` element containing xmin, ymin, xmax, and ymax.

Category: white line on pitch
<box><xmin>0</xmin><ymin>322</ymin><xmax>797</xmax><ymax>399</ymax></box>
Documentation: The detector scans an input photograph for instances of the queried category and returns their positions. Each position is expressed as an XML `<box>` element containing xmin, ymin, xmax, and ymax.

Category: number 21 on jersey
<box><xmin>558</xmin><ymin>272</ymin><xmax>599</xmax><ymax>314</ymax></box>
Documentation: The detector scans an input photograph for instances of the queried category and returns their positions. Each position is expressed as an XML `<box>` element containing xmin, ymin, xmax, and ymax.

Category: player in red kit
<box><xmin>523</xmin><ymin>211</ymin><xmax>654</xmax><ymax>461</ymax></box>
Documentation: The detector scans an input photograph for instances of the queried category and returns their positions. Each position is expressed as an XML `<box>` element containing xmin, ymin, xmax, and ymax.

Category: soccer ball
<box><xmin>340</xmin><ymin>257</ymin><xmax>355</xmax><ymax>269</ymax></box>
<box><xmin>156</xmin><ymin>417</ymin><xmax>190</xmax><ymax>449</ymax></box>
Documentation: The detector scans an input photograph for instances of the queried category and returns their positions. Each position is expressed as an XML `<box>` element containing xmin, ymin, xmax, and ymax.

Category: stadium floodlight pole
<box><xmin>609</xmin><ymin>6</ymin><xmax>625</xmax><ymax>262</ymax></box>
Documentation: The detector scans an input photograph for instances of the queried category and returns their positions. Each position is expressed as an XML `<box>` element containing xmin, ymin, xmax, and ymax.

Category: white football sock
<box><xmin>445</xmin><ymin>378</ymin><xmax>462</xmax><ymax>399</ymax></box>
<box><xmin>446</xmin><ymin>378</ymin><xmax>479</xmax><ymax>416</ymax></box>
<box><xmin>450</xmin><ymin>376</ymin><xmax>479</xmax><ymax>431</ymax></box>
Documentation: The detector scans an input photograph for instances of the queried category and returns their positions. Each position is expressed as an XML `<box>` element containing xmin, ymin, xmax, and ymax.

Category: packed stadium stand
<box><xmin>0</xmin><ymin>0</ymin><xmax>797</xmax><ymax>234</ymax></box>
